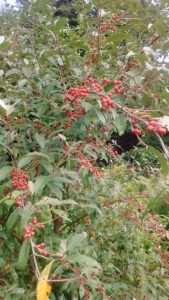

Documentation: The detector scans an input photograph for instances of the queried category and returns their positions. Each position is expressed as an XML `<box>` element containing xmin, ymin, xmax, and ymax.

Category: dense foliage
<box><xmin>0</xmin><ymin>0</ymin><xmax>169</xmax><ymax>299</ymax></box>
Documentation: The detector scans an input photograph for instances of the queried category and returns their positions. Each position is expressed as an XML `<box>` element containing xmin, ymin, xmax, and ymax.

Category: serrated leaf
<box><xmin>18</xmin><ymin>156</ymin><xmax>33</xmax><ymax>169</ymax></box>
<box><xmin>68</xmin><ymin>254</ymin><xmax>101</xmax><ymax>271</ymax></box>
<box><xmin>67</xmin><ymin>232</ymin><xmax>87</xmax><ymax>252</ymax></box>
<box><xmin>95</xmin><ymin>110</ymin><xmax>106</xmax><ymax>124</ymax></box>
<box><xmin>34</xmin><ymin>176</ymin><xmax>48</xmax><ymax>196</ymax></box>
<box><xmin>54</xmin><ymin>209</ymin><xmax>70</xmax><ymax>221</ymax></box>
<box><xmin>27</xmin><ymin>152</ymin><xmax>50</xmax><ymax>161</ymax></box>
<box><xmin>36</xmin><ymin>197</ymin><xmax>76</xmax><ymax>206</ymax></box>
<box><xmin>0</xmin><ymin>166</ymin><xmax>12</xmax><ymax>181</ymax></box>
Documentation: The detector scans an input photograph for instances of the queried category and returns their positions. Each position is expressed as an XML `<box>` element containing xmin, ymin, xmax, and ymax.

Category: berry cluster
<box><xmin>64</xmin><ymin>86</ymin><xmax>89</xmax><ymax>102</ymax></box>
<box><xmin>14</xmin><ymin>195</ymin><xmax>27</xmax><ymax>207</ymax></box>
<box><xmin>99</xmin><ymin>13</ymin><xmax>122</xmax><ymax>33</ymax></box>
<box><xmin>79</xmin><ymin>154</ymin><xmax>103</xmax><ymax>177</ymax></box>
<box><xmin>99</xmin><ymin>22</ymin><xmax>116</xmax><ymax>33</ymax></box>
<box><xmin>100</xmin><ymin>95</ymin><xmax>116</xmax><ymax>110</ymax></box>
<box><xmin>102</xmin><ymin>78</ymin><xmax>110</xmax><ymax>85</ymax></box>
<box><xmin>91</xmin><ymin>83</ymin><xmax>103</xmax><ymax>93</ymax></box>
<box><xmin>24</xmin><ymin>223</ymin><xmax>35</xmax><ymax>240</ymax></box>
<box><xmin>132</xmin><ymin>120</ymin><xmax>167</xmax><ymax>137</ymax></box>
<box><xmin>105</xmin><ymin>145</ymin><xmax>118</xmax><ymax>158</ymax></box>
<box><xmin>23</xmin><ymin>216</ymin><xmax>44</xmax><ymax>240</ymax></box>
<box><xmin>34</xmin><ymin>242</ymin><xmax>45</xmax><ymax>249</ymax></box>
<box><xmin>11</xmin><ymin>168</ymin><xmax>28</xmax><ymax>190</ymax></box>
<box><xmin>147</xmin><ymin>121</ymin><xmax>167</xmax><ymax>135</ymax></box>
<box><xmin>66</xmin><ymin>108</ymin><xmax>85</xmax><ymax>120</ymax></box>
<box><xmin>34</xmin><ymin>242</ymin><xmax>48</xmax><ymax>256</ymax></box>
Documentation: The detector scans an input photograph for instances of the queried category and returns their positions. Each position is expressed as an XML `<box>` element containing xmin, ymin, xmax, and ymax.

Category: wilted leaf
<box><xmin>36</xmin><ymin>261</ymin><xmax>54</xmax><ymax>300</ymax></box>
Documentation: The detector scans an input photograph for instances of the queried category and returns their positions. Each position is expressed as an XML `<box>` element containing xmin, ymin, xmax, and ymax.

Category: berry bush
<box><xmin>0</xmin><ymin>0</ymin><xmax>169</xmax><ymax>299</ymax></box>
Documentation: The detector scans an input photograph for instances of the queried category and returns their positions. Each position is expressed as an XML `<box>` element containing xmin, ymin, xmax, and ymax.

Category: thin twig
<box><xmin>30</xmin><ymin>238</ymin><xmax>40</xmax><ymax>278</ymax></box>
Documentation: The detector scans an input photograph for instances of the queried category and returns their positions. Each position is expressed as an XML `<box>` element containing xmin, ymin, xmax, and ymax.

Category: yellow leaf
<box><xmin>36</xmin><ymin>260</ymin><xmax>55</xmax><ymax>300</ymax></box>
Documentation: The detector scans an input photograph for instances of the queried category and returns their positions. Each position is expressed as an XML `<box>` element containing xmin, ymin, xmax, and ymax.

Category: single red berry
<box><xmin>40</xmin><ymin>250</ymin><xmax>48</xmax><ymax>256</ymax></box>
<box><xmin>103</xmin><ymin>78</ymin><xmax>110</xmax><ymax>85</ymax></box>
<box><xmin>130</xmin><ymin>118</ymin><xmax>137</xmax><ymax>125</ymax></box>
<box><xmin>32</xmin><ymin>217</ymin><xmax>37</xmax><ymax>225</ymax></box>
<box><xmin>156</xmin><ymin>127</ymin><xmax>167</xmax><ymax>135</ymax></box>
<box><xmin>132</xmin><ymin>128</ymin><xmax>142</xmax><ymax>136</ymax></box>
<box><xmin>147</xmin><ymin>125</ymin><xmax>154</xmax><ymax>132</ymax></box>
<box><xmin>63</xmin><ymin>145</ymin><xmax>69</xmax><ymax>151</ymax></box>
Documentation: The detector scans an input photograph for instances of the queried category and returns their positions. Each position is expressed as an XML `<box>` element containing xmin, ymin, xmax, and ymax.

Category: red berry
<box><xmin>63</xmin><ymin>145</ymin><xmax>69</xmax><ymax>151</ymax></box>
<box><xmin>132</xmin><ymin>128</ymin><xmax>142</xmax><ymax>136</ymax></box>
<box><xmin>32</xmin><ymin>217</ymin><xmax>37</xmax><ymax>225</ymax></box>
<box><xmin>40</xmin><ymin>250</ymin><xmax>48</xmax><ymax>256</ymax></box>
<box><xmin>148</xmin><ymin>121</ymin><xmax>161</xmax><ymax>127</ymax></box>
<box><xmin>113</xmin><ymin>80</ymin><xmax>122</xmax><ymax>86</ymax></box>
<box><xmin>103</xmin><ymin>78</ymin><xmax>110</xmax><ymax>85</ymax></box>
<box><xmin>130</xmin><ymin>118</ymin><xmax>137</xmax><ymax>125</ymax></box>
<box><xmin>35</xmin><ymin>242</ymin><xmax>46</xmax><ymax>249</ymax></box>
<box><xmin>156</xmin><ymin>127</ymin><xmax>167</xmax><ymax>135</ymax></box>
<box><xmin>147</xmin><ymin>125</ymin><xmax>154</xmax><ymax>132</ymax></box>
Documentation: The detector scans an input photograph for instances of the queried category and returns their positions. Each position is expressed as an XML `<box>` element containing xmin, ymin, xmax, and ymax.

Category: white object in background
<box><xmin>154</xmin><ymin>116</ymin><xmax>169</xmax><ymax>131</ymax></box>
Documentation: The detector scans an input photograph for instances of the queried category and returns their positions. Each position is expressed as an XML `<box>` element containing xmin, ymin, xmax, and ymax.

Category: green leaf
<box><xmin>19</xmin><ymin>204</ymin><xmax>33</xmax><ymax>230</ymax></box>
<box><xmin>67</xmin><ymin>232</ymin><xmax>87</xmax><ymax>252</ymax></box>
<box><xmin>6</xmin><ymin>208</ymin><xmax>20</xmax><ymax>231</ymax></box>
<box><xmin>34</xmin><ymin>176</ymin><xmax>48</xmax><ymax>196</ymax></box>
<box><xmin>54</xmin><ymin>17</ymin><xmax>68</xmax><ymax>31</ymax></box>
<box><xmin>113</xmin><ymin>114</ymin><xmax>127</xmax><ymax>135</ymax></box>
<box><xmin>5</xmin><ymin>68</ymin><xmax>19</xmax><ymax>77</ymax></box>
<box><xmin>17</xmin><ymin>240</ymin><xmax>30</xmax><ymax>270</ymax></box>
<box><xmin>68</xmin><ymin>254</ymin><xmax>101</xmax><ymax>272</ymax></box>
<box><xmin>18</xmin><ymin>156</ymin><xmax>33</xmax><ymax>169</ymax></box>
<box><xmin>163</xmin><ymin>41</ymin><xmax>169</xmax><ymax>51</ymax></box>
<box><xmin>104</xmin><ymin>82</ymin><xmax>114</xmax><ymax>92</ymax></box>
<box><xmin>95</xmin><ymin>110</ymin><xmax>106</xmax><ymax>124</ymax></box>
<box><xmin>18</xmin><ymin>79</ymin><xmax>28</xmax><ymax>88</ymax></box>
<box><xmin>54</xmin><ymin>209</ymin><xmax>70</xmax><ymax>221</ymax></box>
<box><xmin>27</xmin><ymin>152</ymin><xmax>51</xmax><ymax>161</ymax></box>
<box><xmin>36</xmin><ymin>197</ymin><xmax>76</xmax><ymax>206</ymax></box>
<box><xmin>22</xmin><ymin>67</ymin><xmax>32</xmax><ymax>78</ymax></box>
<box><xmin>148</xmin><ymin>146</ymin><xmax>169</xmax><ymax>176</ymax></box>
<box><xmin>35</xmin><ymin>133</ymin><xmax>46</xmax><ymax>148</ymax></box>
<box><xmin>0</xmin><ymin>166</ymin><xmax>12</xmax><ymax>181</ymax></box>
